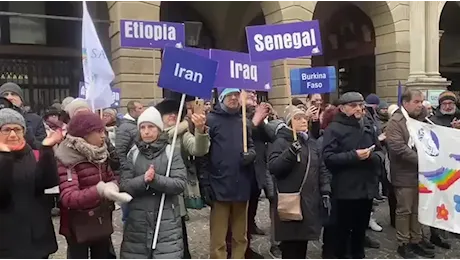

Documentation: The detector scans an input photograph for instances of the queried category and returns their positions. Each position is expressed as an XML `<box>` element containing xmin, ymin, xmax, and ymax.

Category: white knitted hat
<box><xmin>137</xmin><ymin>106</ymin><xmax>164</xmax><ymax>131</ymax></box>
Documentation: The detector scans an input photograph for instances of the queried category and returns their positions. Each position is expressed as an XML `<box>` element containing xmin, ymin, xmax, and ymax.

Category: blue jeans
<box><xmin>121</xmin><ymin>204</ymin><xmax>129</xmax><ymax>223</ymax></box>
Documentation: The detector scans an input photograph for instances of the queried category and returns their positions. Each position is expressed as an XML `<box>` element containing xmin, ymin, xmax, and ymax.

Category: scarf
<box><xmin>135</xmin><ymin>132</ymin><xmax>170</xmax><ymax>160</ymax></box>
<box><xmin>8</xmin><ymin>139</ymin><xmax>26</xmax><ymax>151</ymax></box>
<box><xmin>400</xmin><ymin>107</ymin><xmax>415</xmax><ymax>149</ymax></box>
<box><xmin>63</xmin><ymin>134</ymin><xmax>109</xmax><ymax>164</ymax></box>
<box><xmin>220</xmin><ymin>102</ymin><xmax>239</xmax><ymax>115</ymax></box>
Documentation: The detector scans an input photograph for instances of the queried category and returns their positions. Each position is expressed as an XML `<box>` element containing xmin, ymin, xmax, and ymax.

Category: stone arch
<box><xmin>439</xmin><ymin>1</ymin><xmax>460</xmax><ymax>91</ymax></box>
<box><xmin>438</xmin><ymin>1</ymin><xmax>447</xmax><ymax>24</ymax></box>
<box><xmin>308</xmin><ymin>1</ymin><xmax>406</xmax><ymax>101</ymax></box>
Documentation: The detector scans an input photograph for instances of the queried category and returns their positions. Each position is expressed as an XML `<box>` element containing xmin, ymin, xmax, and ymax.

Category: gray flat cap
<box><xmin>339</xmin><ymin>92</ymin><xmax>364</xmax><ymax>105</ymax></box>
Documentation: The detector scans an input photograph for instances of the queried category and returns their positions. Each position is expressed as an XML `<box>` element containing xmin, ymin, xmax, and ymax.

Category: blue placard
<box><xmin>158</xmin><ymin>47</ymin><xmax>218</xmax><ymax>99</ymax></box>
<box><xmin>290</xmin><ymin>66</ymin><xmax>336</xmax><ymax>95</ymax></box>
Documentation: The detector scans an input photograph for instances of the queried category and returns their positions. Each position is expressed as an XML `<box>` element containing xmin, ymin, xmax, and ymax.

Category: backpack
<box><xmin>128</xmin><ymin>144</ymin><xmax>172</xmax><ymax>165</ymax></box>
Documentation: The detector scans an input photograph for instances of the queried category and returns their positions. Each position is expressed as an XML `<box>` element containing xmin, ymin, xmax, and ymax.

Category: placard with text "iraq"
<box><xmin>120</xmin><ymin>20</ymin><xmax>185</xmax><ymax>49</ymax></box>
<box><xmin>210</xmin><ymin>49</ymin><xmax>271</xmax><ymax>92</ymax></box>
<box><xmin>158</xmin><ymin>47</ymin><xmax>218</xmax><ymax>99</ymax></box>
<box><xmin>246</xmin><ymin>20</ymin><xmax>323</xmax><ymax>62</ymax></box>
<box><xmin>290</xmin><ymin>66</ymin><xmax>336</xmax><ymax>95</ymax></box>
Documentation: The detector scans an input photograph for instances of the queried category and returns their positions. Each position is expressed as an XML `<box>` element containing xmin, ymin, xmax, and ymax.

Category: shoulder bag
<box><xmin>277</xmin><ymin>147</ymin><xmax>311</xmax><ymax>221</ymax></box>
<box><xmin>66</xmin><ymin>162</ymin><xmax>115</xmax><ymax>243</ymax></box>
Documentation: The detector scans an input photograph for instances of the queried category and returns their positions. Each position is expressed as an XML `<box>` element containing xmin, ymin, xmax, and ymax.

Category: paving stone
<box><xmin>50</xmin><ymin>199</ymin><xmax>460</xmax><ymax>259</ymax></box>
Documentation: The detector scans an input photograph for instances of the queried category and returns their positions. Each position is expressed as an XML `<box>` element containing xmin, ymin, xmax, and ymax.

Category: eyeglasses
<box><xmin>441</xmin><ymin>101</ymin><xmax>455</xmax><ymax>106</ymax></box>
<box><xmin>0</xmin><ymin>127</ymin><xmax>24</xmax><ymax>136</ymax></box>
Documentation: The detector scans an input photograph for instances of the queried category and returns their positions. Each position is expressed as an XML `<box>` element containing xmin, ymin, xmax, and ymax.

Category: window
<box><xmin>9</xmin><ymin>1</ymin><xmax>46</xmax><ymax>44</ymax></box>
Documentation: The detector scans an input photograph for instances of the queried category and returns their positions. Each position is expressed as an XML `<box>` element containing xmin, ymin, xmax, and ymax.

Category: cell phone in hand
<box><xmin>368</xmin><ymin>145</ymin><xmax>376</xmax><ymax>152</ymax></box>
<box><xmin>194</xmin><ymin>99</ymin><xmax>204</xmax><ymax>114</ymax></box>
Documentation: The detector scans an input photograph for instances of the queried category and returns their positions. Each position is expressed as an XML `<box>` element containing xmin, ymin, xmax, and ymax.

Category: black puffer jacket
<box><xmin>0</xmin><ymin>145</ymin><xmax>58</xmax><ymax>258</ymax></box>
<box><xmin>268</xmin><ymin>126</ymin><xmax>331</xmax><ymax>242</ymax></box>
<box><xmin>322</xmin><ymin>112</ymin><xmax>382</xmax><ymax>200</ymax></box>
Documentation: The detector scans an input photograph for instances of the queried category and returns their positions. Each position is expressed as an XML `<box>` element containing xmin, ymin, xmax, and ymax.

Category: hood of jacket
<box><xmin>55</xmin><ymin>139</ymin><xmax>86</xmax><ymax>166</ymax></box>
<box><xmin>165</xmin><ymin>120</ymin><xmax>189</xmax><ymax>139</ymax></box>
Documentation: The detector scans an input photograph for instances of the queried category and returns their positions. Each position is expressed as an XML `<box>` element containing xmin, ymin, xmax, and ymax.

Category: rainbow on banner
<box><xmin>420</xmin><ymin>167</ymin><xmax>460</xmax><ymax>191</ymax></box>
<box><xmin>419</xmin><ymin>183</ymin><xmax>433</xmax><ymax>194</ymax></box>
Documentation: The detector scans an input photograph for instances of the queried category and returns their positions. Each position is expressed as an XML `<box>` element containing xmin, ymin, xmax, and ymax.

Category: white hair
<box><xmin>422</xmin><ymin>100</ymin><xmax>432</xmax><ymax>107</ymax></box>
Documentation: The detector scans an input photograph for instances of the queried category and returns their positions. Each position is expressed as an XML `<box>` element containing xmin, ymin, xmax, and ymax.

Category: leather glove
<box><xmin>322</xmin><ymin>195</ymin><xmax>331</xmax><ymax>216</ymax></box>
<box><xmin>289</xmin><ymin>140</ymin><xmax>302</xmax><ymax>155</ymax></box>
<box><xmin>241</xmin><ymin>151</ymin><xmax>256</xmax><ymax>166</ymax></box>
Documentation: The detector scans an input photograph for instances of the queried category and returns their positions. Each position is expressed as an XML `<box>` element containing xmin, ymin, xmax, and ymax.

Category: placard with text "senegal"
<box><xmin>245</xmin><ymin>20</ymin><xmax>323</xmax><ymax>62</ymax></box>
<box><xmin>290</xmin><ymin>66</ymin><xmax>336</xmax><ymax>95</ymax></box>
<box><xmin>158</xmin><ymin>47</ymin><xmax>218</xmax><ymax>99</ymax></box>
<box><xmin>210</xmin><ymin>49</ymin><xmax>272</xmax><ymax>92</ymax></box>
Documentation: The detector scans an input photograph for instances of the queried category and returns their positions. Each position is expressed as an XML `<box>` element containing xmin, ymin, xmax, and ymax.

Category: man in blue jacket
<box><xmin>201</xmin><ymin>88</ymin><xmax>256</xmax><ymax>259</ymax></box>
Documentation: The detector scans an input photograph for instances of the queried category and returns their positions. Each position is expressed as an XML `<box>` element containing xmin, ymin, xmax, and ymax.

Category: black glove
<box><xmin>242</xmin><ymin>151</ymin><xmax>256</xmax><ymax>166</ymax></box>
<box><xmin>289</xmin><ymin>140</ymin><xmax>302</xmax><ymax>155</ymax></box>
<box><xmin>322</xmin><ymin>195</ymin><xmax>331</xmax><ymax>216</ymax></box>
<box><xmin>200</xmin><ymin>185</ymin><xmax>215</xmax><ymax>207</ymax></box>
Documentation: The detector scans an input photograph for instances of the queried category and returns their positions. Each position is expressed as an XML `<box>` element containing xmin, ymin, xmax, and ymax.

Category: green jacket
<box><xmin>165</xmin><ymin>120</ymin><xmax>210</xmax><ymax>215</ymax></box>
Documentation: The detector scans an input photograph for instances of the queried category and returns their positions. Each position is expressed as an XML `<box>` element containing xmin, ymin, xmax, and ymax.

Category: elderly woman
<box><xmin>155</xmin><ymin>99</ymin><xmax>210</xmax><ymax>258</ymax></box>
<box><xmin>120</xmin><ymin>106</ymin><xmax>187</xmax><ymax>259</ymax></box>
<box><xmin>56</xmin><ymin>112</ymin><xmax>131</xmax><ymax>259</ymax></box>
<box><xmin>0</xmin><ymin>108</ymin><xmax>62</xmax><ymax>258</ymax></box>
<box><xmin>268</xmin><ymin>106</ymin><xmax>331</xmax><ymax>259</ymax></box>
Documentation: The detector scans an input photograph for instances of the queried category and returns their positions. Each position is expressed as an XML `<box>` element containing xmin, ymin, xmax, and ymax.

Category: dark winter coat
<box><xmin>120</xmin><ymin>135</ymin><xmax>186</xmax><ymax>259</ymax></box>
<box><xmin>429</xmin><ymin>109</ymin><xmax>460</xmax><ymax>128</ymax></box>
<box><xmin>0</xmin><ymin>145</ymin><xmax>58</xmax><ymax>258</ymax></box>
<box><xmin>116</xmin><ymin>116</ymin><xmax>138</xmax><ymax>167</ymax></box>
<box><xmin>24</xmin><ymin>111</ymin><xmax>47</xmax><ymax>149</ymax></box>
<box><xmin>322</xmin><ymin>112</ymin><xmax>382</xmax><ymax>200</ymax></box>
<box><xmin>203</xmin><ymin>104</ymin><xmax>256</xmax><ymax>202</ymax></box>
<box><xmin>55</xmin><ymin>140</ymin><xmax>117</xmax><ymax>238</ymax></box>
<box><xmin>268</xmin><ymin>127</ymin><xmax>331</xmax><ymax>242</ymax></box>
<box><xmin>247</xmin><ymin>107</ymin><xmax>272</xmax><ymax>191</ymax></box>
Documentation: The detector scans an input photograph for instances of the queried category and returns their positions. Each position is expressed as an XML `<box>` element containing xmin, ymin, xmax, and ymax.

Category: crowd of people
<box><xmin>0</xmin><ymin>80</ymin><xmax>460</xmax><ymax>259</ymax></box>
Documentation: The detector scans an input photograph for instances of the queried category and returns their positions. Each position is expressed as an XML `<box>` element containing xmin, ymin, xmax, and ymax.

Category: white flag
<box><xmin>82</xmin><ymin>1</ymin><xmax>114</xmax><ymax>111</ymax></box>
<box><xmin>406</xmin><ymin>117</ymin><xmax>460</xmax><ymax>234</ymax></box>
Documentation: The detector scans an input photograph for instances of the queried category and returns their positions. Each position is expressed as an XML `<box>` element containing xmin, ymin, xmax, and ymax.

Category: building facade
<box><xmin>0</xmin><ymin>1</ymin><xmax>458</xmax><ymax>113</ymax></box>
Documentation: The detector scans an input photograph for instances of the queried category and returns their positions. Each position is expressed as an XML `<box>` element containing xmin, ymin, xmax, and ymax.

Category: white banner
<box><xmin>82</xmin><ymin>1</ymin><xmax>114</xmax><ymax>111</ymax></box>
<box><xmin>407</xmin><ymin>117</ymin><xmax>460</xmax><ymax>234</ymax></box>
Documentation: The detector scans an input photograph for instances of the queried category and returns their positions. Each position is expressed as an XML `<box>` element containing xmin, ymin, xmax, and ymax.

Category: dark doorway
<box><xmin>312</xmin><ymin>2</ymin><xmax>376</xmax><ymax>102</ymax></box>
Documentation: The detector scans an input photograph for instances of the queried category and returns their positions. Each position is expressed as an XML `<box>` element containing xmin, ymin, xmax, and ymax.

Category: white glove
<box><xmin>97</xmin><ymin>181</ymin><xmax>132</xmax><ymax>204</ymax></box>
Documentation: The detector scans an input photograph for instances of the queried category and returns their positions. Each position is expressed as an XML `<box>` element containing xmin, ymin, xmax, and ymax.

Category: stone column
<box><xmin>108</xmin><ymin>1</ymin><xmax>163</xmax><ymax>112</ymax></box>
<box><xmin>425</xmin><ymin>1</ymin><xmax>442</xmax><ymax>78</ymax></box>
<box><xmin>408</xmin><ymin>1</ymin><xmax>426</xmax><ymax>81</ymax></box>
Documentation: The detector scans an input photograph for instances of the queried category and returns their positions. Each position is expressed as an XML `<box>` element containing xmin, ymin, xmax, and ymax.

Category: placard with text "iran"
<box><xmin>158</xmin><ymin>47</ymin><xmax>218</xmax><ymax>99</ymax></box>
<box><xmin>210</xmin><ymin>49</ymin><xmax>271</xmax><ymax>92</ymax></box>
<box><xmin>120</xmin><ymin>20</ymin><xmax>185</xmax><ymax>49</ymax></box>
<box><xmin>290</xmin><ymin>66</ymin><xmax>336</xmax><ymax>95</ymax></box>
<box><xmin>184</xmin><ymin>47</ymin><xmax>210</xmax><ymax>58</ymax></box>
<box><xmin>246</xmin><ymin>20</ymin><xmax>323</xmax><ymax>62</ymax></box>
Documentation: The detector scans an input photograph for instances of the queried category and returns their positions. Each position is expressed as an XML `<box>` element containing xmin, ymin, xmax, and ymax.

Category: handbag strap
<box><xmin>298</xmin><ymin>147</ymin><xmax>311</xmax><ymax>193</ymax></box>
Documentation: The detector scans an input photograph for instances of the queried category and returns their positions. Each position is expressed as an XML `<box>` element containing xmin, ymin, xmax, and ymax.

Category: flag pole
<box><xmin>151</xmin><ymin>93</ymin><xmax>185</xmax><ymax>249</ymax></box>
<box><xmin>241</xmin><ymin>90</ymin><xmax>248</xmax><ymax>152</ymax></box>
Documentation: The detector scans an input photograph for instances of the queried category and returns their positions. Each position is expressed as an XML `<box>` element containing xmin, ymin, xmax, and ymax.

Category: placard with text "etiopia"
<box><xmin>120</xmin><ymin>20</ymin><xmax>185</xmax><ymax>49</ymax></box>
